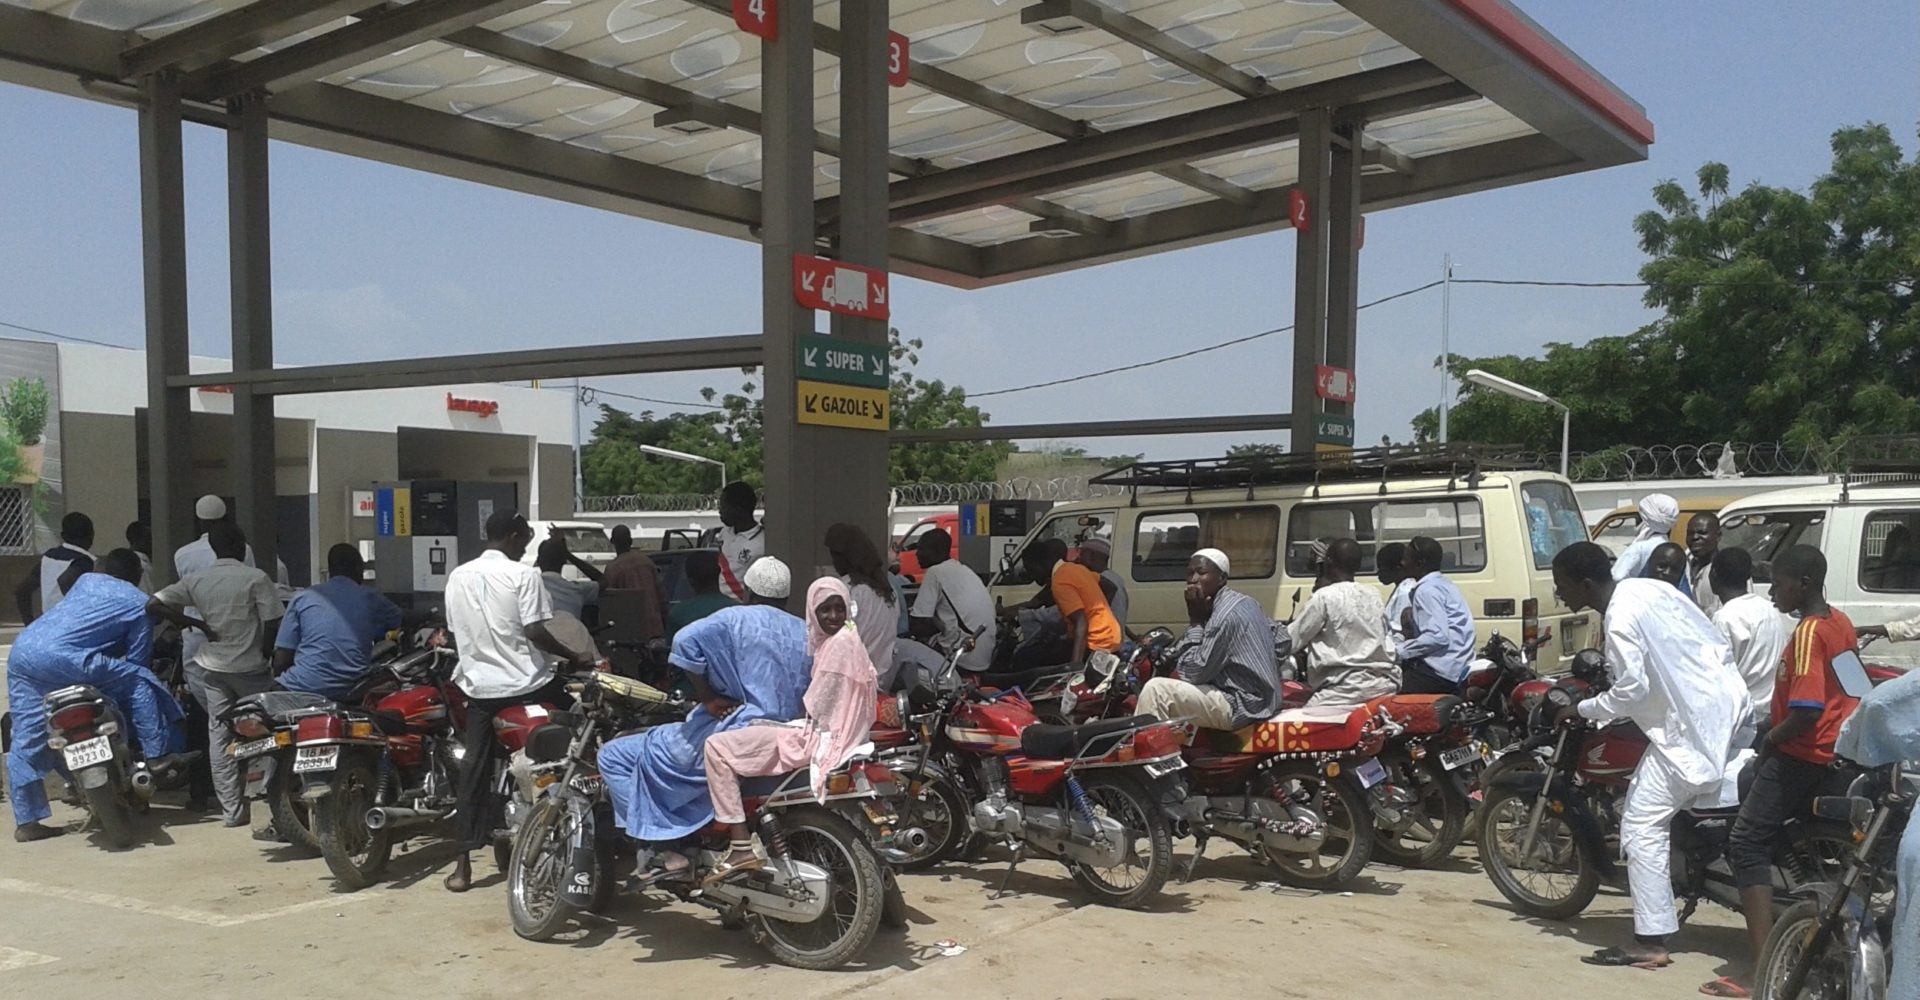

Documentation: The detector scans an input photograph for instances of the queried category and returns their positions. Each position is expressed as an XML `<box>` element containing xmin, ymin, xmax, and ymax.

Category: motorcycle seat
<box><xmin>1210</xmin><ymin>705</ymin><xmax>1372</xmax><ymax>754</ymax></box>
<box><xmin>1363</xmin><ymin>694</ymin><xmax>1464</xmax><ymax>735</ymax></box>
<box><xmin>43</xmin><ymin>684</ymin><xmax>106</xmax><ymax>710</ymax></box>
<box><xmin>969</xmin><ymin>663</ymin><xmax>1071</xmax><ymax>693</ymax></box>
<box><xmin>236</xmin><ymin>690</ymin><xmax>337</xmax><ymax>720</ymax></box>
<box><xmin>1019</xmin><ymin>714</ymin><xmax>1154</xmax><ymax>760</ymax></box>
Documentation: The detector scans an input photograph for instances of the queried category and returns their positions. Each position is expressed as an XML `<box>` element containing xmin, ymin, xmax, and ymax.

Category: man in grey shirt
<box><xmin>1136</xmin><ymin>548</ymin><xmax>1281</xmax><ymax>730</ymax></box>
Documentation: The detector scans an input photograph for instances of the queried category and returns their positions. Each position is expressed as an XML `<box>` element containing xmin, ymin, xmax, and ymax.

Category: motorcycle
<box><xmin>1364</xmin><ymin>692</ymin><xmax>1489</xmax><ymax>868</ymax></box>
<box><xmin>224</xmin><ymin>690</ymin><xmax>338</xmax><ymax>853</ymax></box>
<box><xmin>896</xmin><ymin>657</ymin><xmax>1189</xmax><ymax>909</ymax></box>
<box><xmin>301</xmin><ymin>632</ymin><xmax>565</xmax><ymax>889</ymax></box>
<box><xmin>506</xmin><ymin>671</ymin><xmax>916</xmax><ymax>970</ymax></box>
<box><xmin>41</xmin><ymin>684</ymin><xmax>195</xmax><ymax>849</ymax></box>
<box><xmin>1756</xmin><ymin>761</ymin><xmax>1912</xmax><ymax>1000</ymax></box>
<box><xmin>1477</xmin><ymin>652</ymin><xmax>1860</xmax><ymax>922</ymax></box>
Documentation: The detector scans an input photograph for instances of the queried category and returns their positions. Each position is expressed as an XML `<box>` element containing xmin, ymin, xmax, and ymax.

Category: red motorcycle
<box><xmin>299</xmin><ymin>633</ymin><xmax>564</xmax><ymax>889</ymax></box>
<box><xmin>1476</xmin><ymin>651</ymin><xmax>1857</xmax><ymax>922</ymax></box>
<box><xmin>896</xmin><ymin>665</ymin><xmax>1188</xmax><ymax>909</ymax></box>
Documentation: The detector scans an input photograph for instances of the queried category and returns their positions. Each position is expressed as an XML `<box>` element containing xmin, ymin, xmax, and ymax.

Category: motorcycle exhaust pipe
<box><xmin>129</xmin><ymin>767</ymin><xmax>156</xmax><ymax>799</ymax></box>
<box><xmin>878</xmin><ymin>827</ymin><xmax>932</xmax><ymax>864</ymax></box>
<box><xmin>364</xmin><ymin>806</ymin><xmax>448</xmax><ymax>831</ymax></box>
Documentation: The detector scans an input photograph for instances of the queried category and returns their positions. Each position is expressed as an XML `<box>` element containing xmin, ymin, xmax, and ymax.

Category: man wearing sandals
<box><xmin>1550</xmin><ymin>542</ymin><xmax>1749</xmax><ymax>972</ymax></box>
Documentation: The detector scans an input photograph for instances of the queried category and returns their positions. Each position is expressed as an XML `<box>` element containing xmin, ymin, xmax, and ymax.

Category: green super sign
<box><xmin>796</xmin><ymin>333</ymin><xmax>889</xmax><ymax>389</ymax></box>
<box><xmin>1315</xmin><ymin>412</ymin><xmax>1355</xmax><ymax>445</ymax></box>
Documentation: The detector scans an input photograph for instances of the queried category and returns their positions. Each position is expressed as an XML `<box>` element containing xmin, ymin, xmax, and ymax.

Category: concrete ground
<box><xmin>0</xmin><ymin>782</ymin><xmax>1753</xmax><ymax>1000</ymax></box>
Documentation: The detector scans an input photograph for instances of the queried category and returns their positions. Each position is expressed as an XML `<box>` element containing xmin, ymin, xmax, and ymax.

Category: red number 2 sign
<box><xmin>733</xmin><ymin>0</ymin><xmax>775</xmax><ymax>40</ymax></box>
<box><xmin>887</xmin><ymin>31</ymin><xmax>909</xmax><ymax>87</ymax></box>
<box><xmin>1289</xmin><ymin>189</ymin><xmax>1310</xmax><ymax>232</ymax></box>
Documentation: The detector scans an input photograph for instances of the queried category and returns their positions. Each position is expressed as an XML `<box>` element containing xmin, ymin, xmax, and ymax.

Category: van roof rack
<box><xmin>1091</xmin><ymin>444</ymin><xmax>1543</xmax><ymax>500</ymax></box>
<box><xmin>1837</xmin><ymin>436</ymin><xmax>1920</xmax><ymax>501</ymax></box>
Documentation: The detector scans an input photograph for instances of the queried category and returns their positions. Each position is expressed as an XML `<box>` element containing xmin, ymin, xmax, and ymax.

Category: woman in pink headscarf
<box><xmin>702</xmin><ymin>576</ymin><xmax>878</xmax><ymax>882</ymax></box>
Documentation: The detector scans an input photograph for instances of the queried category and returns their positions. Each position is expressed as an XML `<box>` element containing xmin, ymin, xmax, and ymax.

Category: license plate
<box><xmin>1440</xmin><ymin>742</ymin><xmax>1486</xmax><ymax>771</ymax></box>
<box><xmin>1354</xmin><ymin>758</ymin><xmax>1388</xmax><ymax>789</ymax></box>
<box><xmin>62</xmin><ymin>735</ymin><xmax>114</xmax><ymax>770</ymax></box>
<box><xmin>243</xmin><ymin>756</ymin><xmax>275</xmax><ymax>797</ymax></box>
<box><xmin>1144</xmin><ymin>759</ymin><xmax>1186</xmax><ymax>778</ymax></box>
<box><xmin>232</xmin><ymin>737</ymin><xmax>275</xmax><ymax>759</ymax></box>
<box><xmin>293</xmin><ymin>746</ymin><xmax>339</xmax><ymax>774</ymax></box>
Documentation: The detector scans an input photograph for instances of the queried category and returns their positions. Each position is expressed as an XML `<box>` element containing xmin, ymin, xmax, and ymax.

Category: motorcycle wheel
<box><xmin>506</xmin><ymin>797</ymin><xmax>578</xmax><ymax>941</ymax></box>
<box><xmin>1260</xmin><ymin>762</ymin><xmax>1373</xmax><ymax>891</ymax></box>
<box><xmin>83</xmin><ymin>778</ymin><xmax>136</xmax><ymax>850</ymax></box>
<box><xmin>586</xmin><ymin>839</ymin><xmax>619</xmax><ymax>915</ymax></box>
<box><xmin>314</xmin><ymin>756</ymin><xmax>392</xmax><ymax>891</ymax></box>
<box><xmin>755</xmin><ymin>807</ymin><xmax>884</xmax><ymax>970</ymax></box>
<box><xmin>1755</xmin><ymin>898</ymin><xmax>1851</xmax><ymax>1000</ymax></box>
<box><xmin>267</xmin><ymin>767</ymin><xmax>320</xmax><ymax>855</ymax></box>
<box><xmin>1475</xmin><ymin>783</ymin><xmax>1599</xmax><ymax>920</ymax></box>
<box><xmin>880</xmin><ymin>869</ymin><xmax>909</xmax><ymax>929</ymax></box>
<box><xmin>1372</xmin><ymin>752</ymin><xmax>1468</xmax><ymax>869</ymax></box>
<box><xmin>897</xmin><ymin>770</ymin><xmax>980</xmax><ymax>871</ymax></box>
<box><xmin>1064</xmin><ymin>773</ymin><xmax>1172</xmax><ymax>910</ymax></box>
<box><xmin>1462</xmin><ymin>743</ymin><xmax>1543</xmax><ymax>841</ymax></box>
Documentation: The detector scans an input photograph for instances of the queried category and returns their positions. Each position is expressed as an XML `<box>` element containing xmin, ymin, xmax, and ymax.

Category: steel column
<box><xmin>757</xmin><ymin>0</ymin><xmax>818</xmax><ymax>579</ymax></box>
<box><xmin>824</xmin><ymin>0</ymin><xmax>892</xmax><ymax>563</ymax></box>
<box><xmin>139</xmin><ymin>72</ymin><xmax>194</xmax><ymax>584</ymax></box>
<box><xmin>1324</xmin><ymin>120</ymin><xmax>1362</xmax><ymax>424</ymax></box>
<box><xmin>228</xmin><ymin>91</ymin><xmax>277</xmax><ymax>577</ymax></box>
<box><xmin>1289</xmin><ymin>108</ymin><xmax>1332</xmax><ymax>453</ymax></box>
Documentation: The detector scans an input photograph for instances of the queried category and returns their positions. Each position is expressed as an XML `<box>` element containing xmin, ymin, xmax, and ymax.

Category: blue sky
<box><xmin>2</xmin><ymin>1</ymin><xmax>1917</xmax><ymax>469</ymax></box>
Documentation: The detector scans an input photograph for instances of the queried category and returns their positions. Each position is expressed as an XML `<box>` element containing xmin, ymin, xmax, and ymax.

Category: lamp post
<box><xmin>1462</xmin><ymin>369</ymin><xmax>1570</xmax><ymax>477</ymax></box>
<box><xmin>639</xmin><ymin>444</ymin><xmax>727</xmax><ymax>490</ymax></box>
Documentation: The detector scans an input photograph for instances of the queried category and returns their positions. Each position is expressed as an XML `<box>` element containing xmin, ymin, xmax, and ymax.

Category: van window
<box><xmin>1720</xmin><ymin>509</ymin><xmax>1825</xmax><ymax>582</ymax></box>
<box><xmin>1859</xmin><ymin>509</ymin><xmax>1920</xmax><ymax>593</ymax></box>
<box><xmin>898</xmin><ymin>518</ymin><xmax>941</xmax><ymax>552</ymax></box>
<box><xmin>1132</xmin><ymin>507</ymin><xmax>1279</xmax><ymax>581</ymax></box>
<box><xmin>1522</xmin><ymin>482</ymin><xmax>1588</xmax><ymax>569</ymax></box>
<box><xmin>1591</xmin><ymin>513</ymin><xmax>1642</xmax><ymax>557</ymax></box>
<box><xmin>1286</xmin><ymin>498</ymin><xmax>1486</xmax><ymax>575</ymax></box>
<box><xmin>557</xmin><ymin>527</ymin><xmax>613</xmax><ymax>554</ymax></box>
<box><xmin>1000</xmin><ymin>511</ymin><xmax>1117</xmax><ymax>586</ymax></box>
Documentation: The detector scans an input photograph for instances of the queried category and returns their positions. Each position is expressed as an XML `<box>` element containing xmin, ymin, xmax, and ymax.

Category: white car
<box><xmin>1719</xmin><ymin>476</ymin><xmax>1920</xmax><ymax>671</ymax></box>
<box><xmin>521</xmin><ymin>520</ymin><xmax>616</xmax><ymax>582</ymax></box>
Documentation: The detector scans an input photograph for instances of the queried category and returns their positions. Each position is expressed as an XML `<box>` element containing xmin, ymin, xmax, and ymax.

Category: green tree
<box><xmin>1414</xmin><ymin>124</ymin><xmax>1920</xmax><ymax>452</ymax></box>
<box><xmin>583</xmin><ymin>328</ymin><xmax>1010</xmax><ymax>495</ymax></box>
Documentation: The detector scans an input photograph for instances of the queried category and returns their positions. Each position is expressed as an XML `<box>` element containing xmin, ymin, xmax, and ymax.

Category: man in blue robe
<box><xmin>1833</xmin><ymin>666</ymin><xmax>1920</xmax><ymax>1000</ymax></box>
<box><xmin>7</xmin><ymin>549</ymin><xmax>190</xmax><ymax>841</ymax></box>
<box><xmin>598</xmin><ymin>557</ymin><xmax>811</xmax><ymax>876</ymax></box>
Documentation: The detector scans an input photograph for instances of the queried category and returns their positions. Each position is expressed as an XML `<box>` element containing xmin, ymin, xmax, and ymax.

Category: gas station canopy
<box><xmin>1</xmin><ymin>0</ymin><xmax>1650</xmax><ymax>288</ymax></box>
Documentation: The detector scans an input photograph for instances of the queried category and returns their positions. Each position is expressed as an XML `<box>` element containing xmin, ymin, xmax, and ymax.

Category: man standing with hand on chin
<box><xmin>1136</xmin><ymin>548</ymin><xmax>1281</xmax><ymax>730</ymax></box>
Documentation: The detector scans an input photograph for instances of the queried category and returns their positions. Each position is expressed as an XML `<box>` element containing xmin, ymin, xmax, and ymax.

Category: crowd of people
<box><xmin>5</xmin><ymin>487</ymin><xmax>1918</xmax><ymax>997</ymax></box>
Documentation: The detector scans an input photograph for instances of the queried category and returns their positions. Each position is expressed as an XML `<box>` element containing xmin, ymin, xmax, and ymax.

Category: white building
<box><xmin>1</xmin><ymin>337</ymin><xmax>573</xmax><ymax>613</ymax></box>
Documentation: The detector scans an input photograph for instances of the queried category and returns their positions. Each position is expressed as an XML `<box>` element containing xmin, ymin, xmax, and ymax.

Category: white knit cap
<box><xmin>1192</xmin><ymin>547</ymin><xmax>1231</xmax><ymax>576</ymax></box>
<box><xmin>742</xmin><ymin>556</ymin><xmax>792</xmax><ymax>599</ymax></box>
<box><xmin>195</xmin><ymin>494</ymin><xmax>227</xmax><ymax>520</ymax></box>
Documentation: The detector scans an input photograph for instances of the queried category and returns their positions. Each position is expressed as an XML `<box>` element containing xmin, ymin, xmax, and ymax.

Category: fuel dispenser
<box><xmin>369</xmin><ymin>479</ymin><xmax>519</xmax><ymax>604</ymax></box>
<box><xmin>957</xmin><ymin>499</ymin><xmax>1051</xmax><ymax>581</ymax></box>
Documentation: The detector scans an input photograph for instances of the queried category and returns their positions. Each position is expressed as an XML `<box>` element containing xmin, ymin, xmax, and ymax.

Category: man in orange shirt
<box><xmin>1709</xmin><ymin>544</ymin><xmax>1861</xmax><ymax>998</ymax></box>
<box><xmin>1050</xmin><ymin>549</ymin><xmax>1123</xmax><ymax>668</ymax></box>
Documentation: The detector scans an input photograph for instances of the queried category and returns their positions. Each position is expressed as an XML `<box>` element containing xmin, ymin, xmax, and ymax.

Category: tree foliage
<box><xmin>1414</xmin><ymin>124</ymin><xmax>1920</xmax><ymax>453</ymax></box>
<box><xmin>583</xmin><ymin>328</ymin><xmax>1012</xmax><ymax>496</ymax></box>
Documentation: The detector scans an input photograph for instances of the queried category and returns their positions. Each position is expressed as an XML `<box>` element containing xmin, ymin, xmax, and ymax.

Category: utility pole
<box><xmin>1438</xmin><ymin>253</ymin><xmax>1453</xmax><ymax>443</ymax></box>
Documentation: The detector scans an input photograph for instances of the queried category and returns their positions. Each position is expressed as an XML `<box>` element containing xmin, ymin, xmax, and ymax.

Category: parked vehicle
<box><xmin>988</xmin><ymin>447</ymin><xmax>1597</xmax><ymax>672</ymax></box>
<box><xmin>1589</xmin><ymin>496</ymin><xmax>1738</xmax><ymax>555</ymax></box>
<box><xmin>225</xmin><ymin>690</ymin><xmax>339</xmax><ymax>854</ymax></box>
<box><xmin>1718</xmin><ymin>464</ymin><xmax>1920</xmax><ymax>671</ymax></box>
<box><xmin>507</xmin><ymin>671</ymin><xmax>915</xmax><ymax>970</ymax></box>
<box><xmin>896</xmin><ymin>660</ymin><xmax>1188</xmax><ymax>909</ymax></box>
<box><xmin>1476</xmin><ymin>655</ymin><xmax>1858</xmax><ymax>922</ymax></box>
<box><xmin>41</xmin><ymin>684</ymin><xmax>193</xmax><ymax>849</ymax></box>
<box><xmin>1756</xmin><ymin>761</ymin><xmax>1912</xmax><ymax>1000</ymax></box>
<box><xmin>523</xmin><ymin>520</ymin><xmax>616</xmax><ymax>581</ymax></box>
<box><xmin>892</xmin><ymin>512</ymin><xmax>958</xmax><ymax>583</ymax></box>
<box><xmin>301</xmin><ymin>633</ymin><xmax>565</xmax><ymax>889</ymax></box>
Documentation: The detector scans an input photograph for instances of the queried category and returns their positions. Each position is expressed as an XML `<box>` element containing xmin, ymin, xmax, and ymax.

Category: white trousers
<box><xmin>1136</xmin><ymin>678</ymin><xmax>1235</xmax><ymax>730</ymax></box>
<box><xmin>1620</xmin><ymin>751</ymin><xmax>1714</xmax><ymax>937</ymax></box>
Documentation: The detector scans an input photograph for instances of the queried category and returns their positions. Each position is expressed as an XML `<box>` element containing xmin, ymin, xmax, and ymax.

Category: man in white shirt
<box><xmin>173</xmin><ymin>495</ymin><xmax>292</xmax><ymax>666</ymax></box>
<box><xmin>1289</xmin><ymin>538</ymin><xmax>1401</xmax><ymax>706</ymax></box>
<box><xmin>1377</xmin><ymin>542</ymin><xmax>1415</xmax><ymax>645</ymax></box>
<box><xmin>1709</xmin><ymin>547</ymin><xmax>1791</xmax><ymax>736</ymax></box>
<box><xmin>534</xmin><ymin>536</ymin><xmax>602</xmax><ymax>622</ymax></box>
<box><xmin>1687</xmin><ymin>512</ymin><xmax>1724</xmax><ymax>617</ymax></box>
<box><xmin>12</xmin><ymin>512</ymin><xmax>95</xmax><ymax>623</ymax></box>
<box><xmin>708</xmin><ymin>482</ymin><xmax>765</xmax><ymax>602</ymax></box>
<box><xmin>902</xmin><ymin>528</ymin><xmax>997</xmax><ymax>677</ymax></box>
<box><xmin>440</xmin><ymin>511</ymin><xmax>596</xmax><ymax>893</ymax></box>
<box><xmin>151</xmin><ymin>521</ymin><xmax>284</xmax><ymax>827</ymax></box>
<box><xmin>1552</xmin><ymin>541</ymin><xmax>1747</xmax><ymax>971</ymax></box>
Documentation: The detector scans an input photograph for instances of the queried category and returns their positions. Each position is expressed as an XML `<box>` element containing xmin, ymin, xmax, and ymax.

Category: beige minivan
<box><xmin>987</xmin><ymin>451</ymin><xmax>1595</xmax><ymax>671</ymax></box>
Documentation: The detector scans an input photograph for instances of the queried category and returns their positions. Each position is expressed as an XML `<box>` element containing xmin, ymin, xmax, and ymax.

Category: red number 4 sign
<box><xmin>733</xmin><ymin>0</ymin><xmax>774</xmax><ymax>39</ymax></box>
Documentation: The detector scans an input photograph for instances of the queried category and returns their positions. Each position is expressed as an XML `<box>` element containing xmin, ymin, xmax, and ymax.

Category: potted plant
<box><xmin>2</xmin><ymin>377</ymin><xmax>49</xmax><ymax>484</ymax></box>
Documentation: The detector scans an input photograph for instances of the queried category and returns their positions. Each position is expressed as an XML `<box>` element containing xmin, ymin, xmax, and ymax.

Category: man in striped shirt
<box><xmin>1136</xmin><ymin>548</ymin><xmax>1281</xmax><ymax>730</ymax></box>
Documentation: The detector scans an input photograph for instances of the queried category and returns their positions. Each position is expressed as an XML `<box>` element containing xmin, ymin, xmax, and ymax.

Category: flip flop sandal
<box><xmin>700</xmin><ymin>856</ymin><xmax>765</xmax><ymax>888</ymax></box>
<box><xmin>1699</xmin><ymin>977</ymin><xmax>1752</xmax><ymax>997</ymax></box>
<box><xmin>1581</xmin><ymin>947</ymin><xmax>1670</xmax><ymax>969</ymax></box>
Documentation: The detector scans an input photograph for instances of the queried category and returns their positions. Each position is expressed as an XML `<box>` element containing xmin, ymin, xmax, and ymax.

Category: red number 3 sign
<box><xmin>887</xmin><ymin>31</ymin><xmax>909</xmax><ymax>87</ymax></box>
<box><xmin>733</xmin><ymin>0</ymin><xmax>775</xmax><ymax>39</ymax></box>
